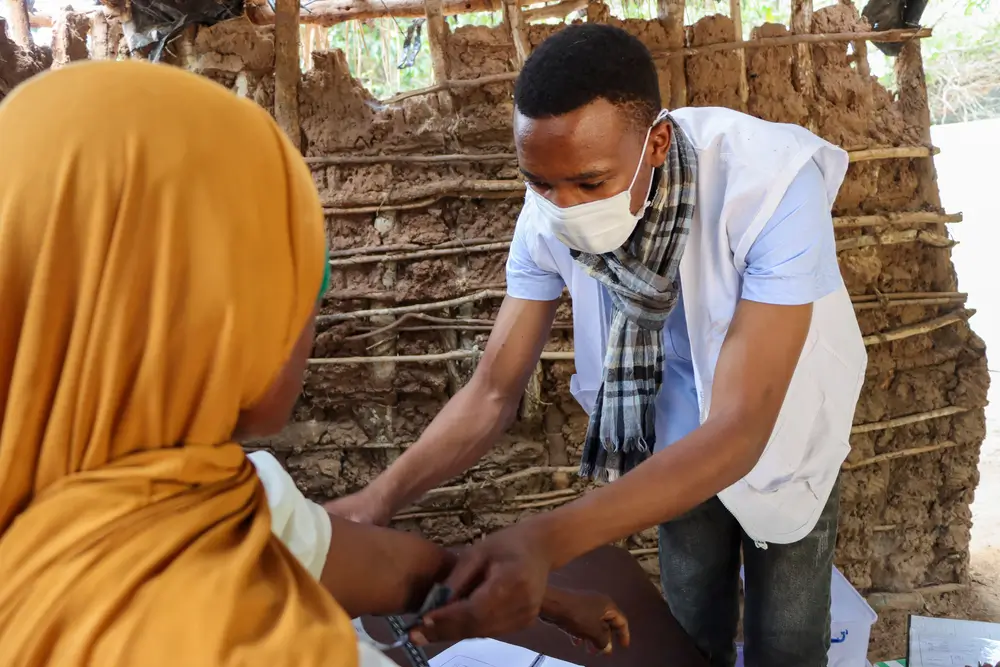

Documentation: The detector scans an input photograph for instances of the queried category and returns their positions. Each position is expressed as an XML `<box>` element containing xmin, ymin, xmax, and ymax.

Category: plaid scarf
<box><xmin>574</xmin><ymin>116</ymin><xmax>698</xmax><ymax>482</ymax></box>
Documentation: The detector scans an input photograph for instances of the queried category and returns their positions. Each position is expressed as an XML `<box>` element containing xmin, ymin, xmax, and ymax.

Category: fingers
<box><xmin>441</xmin><ymin>547</ymin><xmax>489</xmax><ymax>601</ymax></box>
<box><xmin>604</xmin><ymin>609</ymin><xmax>631</xmax><ymax>648</ymax></box>
<box><xmin>417</xmin><ymin>598</ymin><xmax>482</xmax><ymax>642</ymax></box>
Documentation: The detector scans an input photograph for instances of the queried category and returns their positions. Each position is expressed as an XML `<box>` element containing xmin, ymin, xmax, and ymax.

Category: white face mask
<box><xmin>526</xmin><ymin>115</ymin><xmax>663</xmax><ymax>254</ymax></box>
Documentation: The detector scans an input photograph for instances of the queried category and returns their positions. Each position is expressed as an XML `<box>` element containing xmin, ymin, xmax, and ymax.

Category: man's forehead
<box><xmin>513</xmin><ymin>99</ymin><xmax>629</xmax><ymax>143</ymax></box>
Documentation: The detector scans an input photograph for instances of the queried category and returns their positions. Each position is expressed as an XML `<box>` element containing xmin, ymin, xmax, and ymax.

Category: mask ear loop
<box><xmin>625</xmin><ymin>110</ymin><xmax>670</xmax><ymax>209</ymax></box>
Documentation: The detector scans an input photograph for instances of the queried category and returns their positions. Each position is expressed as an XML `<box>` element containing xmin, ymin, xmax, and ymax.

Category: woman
<box><xmin>0</xmin><ymin>61</ymin><xmax>627</xmax><ymax>666</ymax></box>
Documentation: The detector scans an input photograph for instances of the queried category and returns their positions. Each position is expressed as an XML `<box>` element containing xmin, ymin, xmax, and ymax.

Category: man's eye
<box><xmin>579</xmin><ymin>182</ymin><xmax>605</xmax><ymax>192</ymax></box>
<box><xmin>527</xmin><ymin>180</ymin><xmax>550</xmax><ymax>191</ymax></box>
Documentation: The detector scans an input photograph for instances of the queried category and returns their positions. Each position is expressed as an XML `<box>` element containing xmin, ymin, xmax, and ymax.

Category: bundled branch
<box><xmin>321</xmin><ymin>178</ymin><xmax>524</xmax><ymax>210</ymax></box>
<box><xmin>318</xmin><ymin>288</ymin><xmax>507</xmax><ymax>323</ymax></box>
<box><xmin>834</xmin><ymin>211</ymin><xmax>962</xmax><ymax>228</ymax></box>
<box><xmin>836</xmin><ymin>228</ymin><xmax>954</xmax><ymax>252</ymax></box>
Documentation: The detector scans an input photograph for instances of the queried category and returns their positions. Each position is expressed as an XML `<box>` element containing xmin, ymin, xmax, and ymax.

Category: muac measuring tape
<box><xmin>358</xmin><ymin>584</ymin><xmax>453</xmax><ymax>667</ymax></box>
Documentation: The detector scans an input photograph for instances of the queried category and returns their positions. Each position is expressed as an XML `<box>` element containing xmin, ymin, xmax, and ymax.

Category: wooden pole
<box><xmin>423</xmin><ymin>0</ymin><xmax>453</xmax><ymax>110</ymax></box>
<box><xmin>3</xmin><ymin>0</ymin><xmax>32</xmax><ymax>48</ymax></box>
<box><xmin>657</xmin><ymin>0</ymin><xmax>687</xmax><ymax>108</ymax></box>
<box><xmin>503</xmin><ymin>0</ymin><xmax>530</xmax><ymax>66</ymax></box>
<box><xmin>790</xmin><ymin>0</ymin><xmax>815</xmax><ymax>129</ymax></box>
<box><xmin>274</xmin><ymin>0</ymin><xmax>301</xmax><ymax>150</ymax></box>
<box><xmin>523</xmin><ymin>0</ymin><xmax>587</xmax><ymax>22</ymax></box>
<box><xmin>51</xmin><ymin>10</ymin><xmax>91</xmax><ymax>68</ymax></box>
<box><xmin>730</xmin><ymin>0</ymin><xmax>749</xmax><ymax>111</ymax></box>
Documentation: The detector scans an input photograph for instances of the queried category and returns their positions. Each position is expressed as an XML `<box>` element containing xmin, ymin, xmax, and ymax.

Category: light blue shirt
<box><xmin>507</xmin><ymin>159</ymin><xmax>843</xmax><ymax>451</ymax></box>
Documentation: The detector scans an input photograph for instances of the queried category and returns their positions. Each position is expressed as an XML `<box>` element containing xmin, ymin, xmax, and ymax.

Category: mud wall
<box><xmin>195</xmin><ymin>3</ymin><xmax>990</xmax><ymax>601</ymax></box>
<box><xmin>2</xmin><ymin>4</ymin><xmax>989</xmax><ymax>659</ymax></box>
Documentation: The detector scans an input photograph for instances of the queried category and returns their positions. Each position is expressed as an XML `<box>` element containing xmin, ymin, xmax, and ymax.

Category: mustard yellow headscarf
<box><xmin>0</xmin><ymin>61</ymin><xmax>355</xmax><ymax>666</ymax></box>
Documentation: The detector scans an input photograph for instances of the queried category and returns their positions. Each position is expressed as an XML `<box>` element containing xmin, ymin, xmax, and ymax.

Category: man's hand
<box><xmin>325</xmin><ymin>487</ymin><xmax>392</xmax><ymax>526</ymax></box>
<box><xmin>411</xmin><ymin>524</ymin><xmax>553</xmax><ymax>643</ymax></box>
<box><xmin>539</xmin><ymin>588</ymin><xmax>630</xmax><ymax>655</ymax></box>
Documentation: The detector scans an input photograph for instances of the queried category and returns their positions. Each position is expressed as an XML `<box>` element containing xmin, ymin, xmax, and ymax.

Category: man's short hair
<box><xmin>513</xmin><ymin>24</ymin><xmax>662</xmax><ymax>129</ymax></box>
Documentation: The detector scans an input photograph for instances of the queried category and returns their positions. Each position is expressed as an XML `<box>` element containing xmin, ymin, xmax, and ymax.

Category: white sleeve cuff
<box><xmin>248</xmin><ymin>450</ymin><xmax>332</xmax><ymax>581</ymax></box>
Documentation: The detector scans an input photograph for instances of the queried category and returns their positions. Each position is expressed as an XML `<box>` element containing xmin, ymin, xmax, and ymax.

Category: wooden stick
<box><xmin>394</xmin><ymin>509</ymin><xmax>466</xmax><ymax>521</ymax></box>
<box><xmin>848</xmin><ymin>145</ymin><xmax>938</xmax><ymax>162</ymax></box>
<box><xmin>309</xmin><ymin>349</ymin><xmax>576</xmax><ymax>364</ymax></box>
<box><xmin>850</xmin><ymin>405</ymin><xmax>972</xmax><ymax>435</ymax></box>
<box><xmin>513</xmin><ymin>488</ymin><xmax>580</xmax><ymax>502</ymax></box>
<box><xmin>523</xmin><ymin>0</ymin><xmax>587</xmax><ymax>22</ymax></box>
<box><xmin>385</xmin><ymin>71</ymin><xmax>520</xmax><ymax>105</ymax></box>
<box><xmin>381</xmin><ymin>28</ymin><xmax>931</xmax><ymax>103</ymax></box>
<box><xmin>730</xmin><ymin>0</ymin><xmax>749</xmax><ymax>111</ymax></box>
<box><xmin>329</xmin><ymin>236</ymin><xmax>505</xmax><ymax>258</ymax></box>
<box><xmin>329</xmin><ymin>241</ymin><xmax>512</xmax><ymax>267</ymax></box>
<box><xmin>833</xmin><ymin>211</ymin><xmax>962</xmax><ymax>228</ymax></box>
<box><xmin>325</xmin><ymin>281</ymin><xmax>504</xmax><ymax>302</ymax></box>
<box><xmin>495</xmin><ymin>465</ymin><xmax>579</xmax><ymax>484</ymax></box>
<box><xmin>306</xmin><ymin>152</ymin><xmax>517</xmax><ymax>166</ymax></box>
<box><xmin>842</xmin><ymin>440</ymin><xmax>963</xmax><ymax>470</ymax></box>
<box><xmin>503</xmin><ymin>0</ymin><xmax>530</xmax><ymax>65</ymax></box>
<box><xmin>274</xmin><ymin>0</ymin><xmax>301</xmax><ymax>150</ymax></box>
<box><xmin>836</xmin><ymin>228</ymin><xmax>954</xmax><ymax>252</ymax></box>
<box><xmin>3</xmin><ymin>0</ymin><xmax>33</xmax><ymax>48</ymax></box>
<box><xmin>861</xmin><ymin>310</ymin><xmax>970</xmax><ymax>346</ymax></box>
<box><xmin>321</xmin><ymin>178</ymin><xmax>525</xmax><ymax>209</ymax></box>
<box><xmin>629</xmin><ymin>547</ymin><xmax>659</xmax><ymax>557</ymax></box>
<box><xmin>318</xmin><ymin>289</ymin><xmax>507</xmax><ymax>323</ymax></box>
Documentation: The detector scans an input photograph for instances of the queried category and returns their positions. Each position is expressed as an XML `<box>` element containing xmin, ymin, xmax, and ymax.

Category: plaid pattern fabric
<box><xmin>574</xmin><ymin>116</ymin><xmax>698</xmax><ymax>481</ymax></box>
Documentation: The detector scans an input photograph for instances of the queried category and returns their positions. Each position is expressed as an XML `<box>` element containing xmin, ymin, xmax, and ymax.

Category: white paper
<box><xmin>429</xmin><ymin>638</ymin><xmax>582</xmax><ymax>667</ymax></box>
<box><xmin>909</xmin><ymin>615</ymin><xmax>1000</xmax><ymax>666</ymax></box>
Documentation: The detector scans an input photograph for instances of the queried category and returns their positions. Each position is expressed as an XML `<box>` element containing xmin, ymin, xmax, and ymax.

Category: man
<box><xmin>331</xmin><ymin>23</ymin><xmax>866</xmax><ymax>667</ymax></box>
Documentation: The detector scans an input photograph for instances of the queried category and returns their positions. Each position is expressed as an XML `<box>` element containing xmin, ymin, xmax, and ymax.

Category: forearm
<box><xmin>370</xmin><ymin>382</ymin><xmax>518</xmax><ymax>517</ymax></box>
<box><xmin>320</xmin><ymin>514</ymin><xmax>456</xmax><ymax>618</ymax></box>
<box><xmin>530</xmin><ymin>417</ymin><xmax>764</xmax><ymax>569</ymax></box>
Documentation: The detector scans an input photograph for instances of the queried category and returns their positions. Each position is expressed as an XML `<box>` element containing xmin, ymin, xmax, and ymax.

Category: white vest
<box><xmin>517</xmin><ymin>107</ymin><xmax>867</xmax><ymax>545</ymax></box>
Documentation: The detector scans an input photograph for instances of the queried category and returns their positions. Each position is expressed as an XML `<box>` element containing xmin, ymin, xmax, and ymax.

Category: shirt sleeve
<box><xmin>741</xmin><ymin>158</ymin><xmax>843</xmax><ymax>306</ymax></box>
<box><xmin>505</xmin><ymin>211</ymin><xmax>565</xmax><ymax>301</ymax></box>
<box><xmin>248</xmin><ymin>450</ymin><xmax>331</xmax><ymax>581</ymax></box>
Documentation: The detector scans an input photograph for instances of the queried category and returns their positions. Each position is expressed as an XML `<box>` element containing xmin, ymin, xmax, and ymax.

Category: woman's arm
<box><xmin>320</xmin><ymin>514</ymin><xmax>456</xmax><ymax>619</ymax></box>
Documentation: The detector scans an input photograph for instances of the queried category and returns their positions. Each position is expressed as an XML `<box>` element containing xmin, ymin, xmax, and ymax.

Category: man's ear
<box><xmin>649</xmin><ymin>123</ymin><xmax>672</xmax><ymax>168</ymax></box>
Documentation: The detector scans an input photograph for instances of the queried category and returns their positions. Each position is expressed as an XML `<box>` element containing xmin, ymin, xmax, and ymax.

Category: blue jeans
<box><xmin>658</xmin><ymin>481</ymin><xmax>839</xmax><ymax>667</ymax></box>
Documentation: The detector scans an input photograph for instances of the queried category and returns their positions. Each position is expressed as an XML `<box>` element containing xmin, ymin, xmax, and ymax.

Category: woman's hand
<box><xmin>539</xmin><ymin>587</ymin><xmax>630</xmax><ymax>654</ymax></box>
